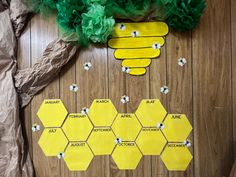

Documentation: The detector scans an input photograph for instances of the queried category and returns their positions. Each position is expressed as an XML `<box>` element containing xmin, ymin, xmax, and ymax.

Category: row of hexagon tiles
<box><xmin>37</xmin><ymin>99</ymin><xmax>193</xmax><ymax>171</ymax></box>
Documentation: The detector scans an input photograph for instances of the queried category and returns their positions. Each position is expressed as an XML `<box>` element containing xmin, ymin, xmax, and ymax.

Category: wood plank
<box><xmin>192</xmin><ymin>0</ymin><xmax>233</xmax><ymax>176</ymax></box>
<box><xmin>166</xmin><ymin>31</ymin><xmax>193</xmax><ymax>177</ymax></box>
<box><xmin>149</xmin><ymin>40</ymin><xmax>168</xmax><ymax>177</ymax></box>
<box><xmin>59</xmin><ymin>45</ymin><xmax>77</xmax><ymax>177</ymax></box>
<box><xmin>76</xmin><ymin>45</ymin><xmax>109</xmax><ymax>177</ymax></box>
<box><xmin>126</xmin><ymin>69</ymin><xmax>151</xmax><ymax>177</ymax></box>
<box><xmin>108</xmin><ymin>48</ymin><xmax>126</xmax><ymax>177</ymax></box>
<box><xmin>17</xmin><ymin>21</ymin><xmax>33</xmax><ymax>158</ymax></box>
<box><xmin>30</xmin><ymin>15</ymin><xmax>60</xmax><ymax>177</ymax></box>
<box><xmin>231</xmin><ymin>0</ymin><xmax>236</xmax><ymax>159</ymax></box>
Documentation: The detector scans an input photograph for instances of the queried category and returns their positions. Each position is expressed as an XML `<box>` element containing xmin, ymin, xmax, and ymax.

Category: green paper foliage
<box><xmin>24</xmin><ymin>0</ymin><xmax>57</xmax><ymax>16</ymax></box>
<box><xmin>82</xmin><ymin>3</ymin><xmax>115</xmax><ymax>43</ymax></box>
<box><xmin>106</xmin><ymin>0</ymin><xmax>151</xmax><ymax>21</ymax></box>
<box><xmin>57</xmin><ymin>0</ymin><xmax>85</xmax><ymax>30</ymax></box>
<box><xmin>154</xmin><ymin>0</ymin><xmax>206</xmax><ymax>31</ymax></box>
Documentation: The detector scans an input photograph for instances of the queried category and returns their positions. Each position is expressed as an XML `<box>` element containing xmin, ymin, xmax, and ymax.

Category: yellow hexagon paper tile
<box><xmin>112</xmin><ymin>142</ymin><xmax>142</xmax><ymax>170</ymax></box>
<box><xmin>38</xmin><ymin>128</ymin><xmax>68</xmax><ymax>156</ymax></box>
<box><xmin>87</xmin><ymin>127</ymin><xmax>116</xmax><ymax>155</ymax></box>
<box><xmin>62</xmin><ymin>113</ymin><xmax>93</xmax><ymax>141</ymax></box>
<box><xmin>36</xmin><ymin>98</ymin><xmax>193</xmax><ymax>171</ymax></box>
<box><xmin>161</xmin><ymin>143</ymin><xmax>193</xmax><ymax>171</ymax></box>
<box><xmin>112</xmin><ymin>113</ymin><xmax>142</xmax><ymax>141</ymax></box>
<box><xmin>136</xmin><ymin>128</ymin><xmax>167</xmax><ymax>155</ymax></box>
<box><xmin>135</xmin><ymin>99</ymin><xmax>167</xmax><ymax>127</ymax></box>
<box><xmin>37</xmin><ymin>99</ymin><xmax>68</xmax><ymax>127</ymax></box>
<box><xmin>162</xmin><ymin>114</ymin><xmax>192</xmax><ymax>142</ymax></box>
<box><xmin>64</xmin><ymin>142</ymin><xmax>94</xmax><ymax>171</ymax></box>
<box><xmin>88</xmin><ymin>99</ymin><xmax>118</xmax><ymax>126</ymax></box>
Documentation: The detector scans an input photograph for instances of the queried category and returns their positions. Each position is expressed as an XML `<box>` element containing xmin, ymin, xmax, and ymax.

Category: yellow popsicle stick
<box><xmin>122</xmin><ymin>59</ymin><xmax>151</xmax><ymax>68</ymax></box>
<box><xmin>115</xmin><ymin>48</ymin><xmax>160</xmax><ymax>59</ymax></box>
<box><xmin>112</xmin><ymin>22</ymin><xmax>169</xmax><ymax>37</ymax></box>
<box><xmin>108</xmin><ymin>37</ymin><xmax>165</xmax><ymax>49</ymax></box>
<box><xmin>129</xmin><ymin>68</ymin><xmax>146</xmax><ymax>76</ymax></box>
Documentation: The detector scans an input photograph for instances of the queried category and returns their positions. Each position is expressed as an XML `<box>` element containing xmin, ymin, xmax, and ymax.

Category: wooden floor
<box><xmin>17</xmin><ymin>0</ymin><xmax>236</xmax><ymax>176</ymax></box>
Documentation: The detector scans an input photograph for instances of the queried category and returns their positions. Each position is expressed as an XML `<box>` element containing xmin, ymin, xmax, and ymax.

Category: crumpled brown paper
<box><xmin>14</xmin><ymin>39</ymin><xmax>78</xmax><ymax>107</ymax></box>
<box><xmin>0</xmin><ymin>1</ymin><xmax>79</xmax><ymax>176</ymax></box>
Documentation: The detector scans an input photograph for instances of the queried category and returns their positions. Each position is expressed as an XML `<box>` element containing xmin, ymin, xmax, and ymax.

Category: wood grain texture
<box><xmin>231</xmin><ymin>0</ymin><xmax>236</xmax><ymax>160</ymax></box>
<box><xmin>149</xmin><ymin>40</ymin><xmax>168</xmax><ymax>177</ymax></box>
<box><xmin>192</xmin><ymin>0</ymin><xmax>233</xmax><ymax>176</ymax></box>
<box><xmin>30</xmin><ymin>15</ymin><xmax>60</xmax><ymax>177</ymax></box>
<box><xmin>16</xmin><ymin>0</ymin><xmax>236</xmax><ymax>176</ymax></box>
<box><xmin>166</xmin><ymin>31</ymin><xmax>193</xmax><ymax>177</ymax></box>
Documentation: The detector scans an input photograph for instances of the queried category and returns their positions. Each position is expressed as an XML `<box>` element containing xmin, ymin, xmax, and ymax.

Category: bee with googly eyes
<box><xmin>183</xmin><ymin>140</ymin><xmax>191</xmax><ymax>147</ymax></box>
<box><xmin>57</xmin><ymin>152</ymin><xmax>65</xmax><ymax>159</ymax></box>
<box><xmin>160</xmin><ymin>86</ymin><xmax>169</xmax><ymax>94</ymax></box>
<box><xmin>83</xmin><ymin>62</ymin><xmax>92</xmax><ymax>70</ymax></box>
<box><xmin>81</xmin><ymin>107</ymin><xmax>89</xmax><ymax>115</ymax></box>
<box><xmin>69</xmin><ymin>84</ymin><xmax>78</xmax><ymax>92</ymax></box>
<box><xmin>121</xmin><ymin>66</ymin><xmax>130</xmax><ymax>73</ymax></box>
<box><xmin>32</xmin><ymin>124</ymin><xmax>40</xmax><ymax>132</ymax></box>
<box><xmin>178</xmin><ymin>57</ymin><xmax>187</xmax><ymax>66</ymax></box>
<box><xmin>157</xmin><ymin>122</ymin><xmax>165</xmax><ymax>130</ymax></box>
<box><xmin>120</xmin><ymin>95</ymin><xmax>129</xmax><ymax>103</ymax></box>
<box><xmin>114</xmin><ymin>137</ymin><xmax>122</xmax><ymax>144</ymax></box>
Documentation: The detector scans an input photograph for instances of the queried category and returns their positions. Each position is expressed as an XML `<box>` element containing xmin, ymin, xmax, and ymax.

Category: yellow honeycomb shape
<box><xmin>135</xmin><ymin>99</ymin><xmax>167</xmax><ymax>127</ymax></box>
<box><xmin>64</xmin><ymin>142</ymin><xmax>94</xmax><ymax>171</ymax></box>
<box><xmin>136</xmin><ymin>128</ymin><xmax>167</xmax><ymax>155</ymax></box>
<box><xmin>162</xmin><ymin>114</ymin><xmax>192</xmax><ymax>142</ymax></box>
<box><xmin>37</xmin><ymin>99</ymin><xmax>68</xmax><ymax>127</ymax></box>
<box><xmin>161</xmin><ymin>143</ymin><xmax>193</xmax><ymax>171</ymax></box>
<box><xmin>62</xmin><ymin>113</ymin><xmax>93</xmax><ymax>141</ymax></box>
<box><xmin>112</xmin><ymin>142</ymin><xmax>142</xmax><ymax>170</ymax></box>
<box><xmin>112</xmin><ymin>113</ymin><xmax>142</xmax><ymax>141</ymax></box>
<box><xmin>87</xmin><ymin>127</ymin><xmax>116</xmax><ymax>155</ymax></box>
<box><xmin>88</xmin><ymin>99</ymin><xmax>118</xmax><ymax>126</ymax></box>
<box><xmin>38</xmin><ymin>128</ymin><xmax>68</xmax><ymax>156</ymax></box>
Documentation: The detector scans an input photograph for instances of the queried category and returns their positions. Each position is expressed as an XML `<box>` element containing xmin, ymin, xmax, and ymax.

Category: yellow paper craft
<box><xmin>111</xmin><ymin>114</ymin><xmax>142</xmax><ymax>141</ymax></box>
<box><xmin>37</xmin><ymin>99</ymin><xmax>193</xmax><ymax>171</ymax></box>
<box><xmin>115</xmin><ymin>48</ymin><xmax>160</xmax><ymax>59</ymax></box>
<box><xmin>88</xmin><ymin>99</ymin><xmax>118</xmax><ymax>126</ymax></box>
<box><xmin>128</xmin><ymin>68</ymin><xmax>146</xmax><ymax>76</ymax></box>
<box><xmin>161</xmin><ymin>143</ymin><xmax>193</xmax><ymax>171</ymax></box>
<box><xmin>87</xmin><ymin>127</ymin><xmax>116</xmax><ymax>155</ymax></box>
<box><xmin>64</xmin><ymin>142</ymin><xmax>94</xmax><ymax>171</ymax></box>
<box><xmin>162</xmin><ymin>114</ymin><xmax>192</xmax><ymax>142</ymax></box>
<box><xmin>108</xmin><ymin>22</ymin><xmax>169</xmax><ymax>76</ymax></box>
<box><xmin>108</xmin><ymin>37</ymin><xmax>165</xmax><ymax>49</ymax></box>
<box><xmin>122</xmin><ymin>59</ymin><xmax>151</xmax><ymax>68</ymax></box>
<box><xmin>112</xmin><ymin>142</ymin><xmax>142</xmax><ymax>170</ymax></box>
<box><xmin>38</xmin><ymin>128</ymin><xmax>68</xmax><ymax>156</ymax></box>
<box><xmin>62</xmin><ymin>113</ymin><xmax>93</xmax><ymax>141</ymax></box>
<box><xmin>112</xmin><ymin>22</ymin><xmax>169</xmax><ymax>37</ymax></box>
<box><xmin>136</xmin><ymin>128</ymin><xmax>167</xmax><ymax>155</ymax></box>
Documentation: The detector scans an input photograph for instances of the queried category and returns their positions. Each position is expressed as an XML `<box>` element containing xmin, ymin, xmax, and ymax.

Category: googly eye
<box><xmin>157</xmin><ymin>122</ymin><xmax>165</xmax><ymax>130</ymax></box>
<box><xmin>119</xmin><ymin>24</ymin><xmax>126</xmax><ymax>30</ymax></box>
<box><xmin>114</xmin><ymin>137</ymin><xmax>122</xmax><ymax>144</ymax></box>
<box><xmin>81</xmin><ymin>107</ymin><xmax>89</xmax><ymax>115</ymax></box>
<box><xmin>131</xmin><ymin>31</ymin><xmax>139</xmax><ymax>37</ymax></box>
<box><xmin>183</xmin><ymin>140</ymin><xmax>191</xmax><ymax>147</ymax></box>
<box><xmin>57</xmin><ymin>152</ymin><xmax>65</xmax><ymax>159</ymax></box>
<box><xmin>120</xmin><ymin>95</ymin><xmax>129</xmax><ymax>103</ymax></box>
<box><xmin>32</xmin><ymin>124</ymin><xmax>40</xmax><ymax>132</ymax></box>
<box><xmin>121</xmin><ymin>66</ymin><xmax>130</xmax><ymax>73</ymax></box>
<box><xmin>152</xmin><ymin>43</ymin><xmax>161</xmax><ymax>49</ymax></box>
<box><xmin>178</xmin><ymin>57</ymin><xmax>187</xmax><ymax>66</ymax></box>
<box><xmin>69</xmin><ymin>84</ymin><xmax>78</xmax><ymax>92</ymax></box>
<box><xmin>83</xmin><ymin>62</ymin><xmax>92</xmax><ymax>70</ymax></box>
<box><xmin>160</xmin><ymin>86</ymin><xmax>169</xmax><ymax>94</ymax></box>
